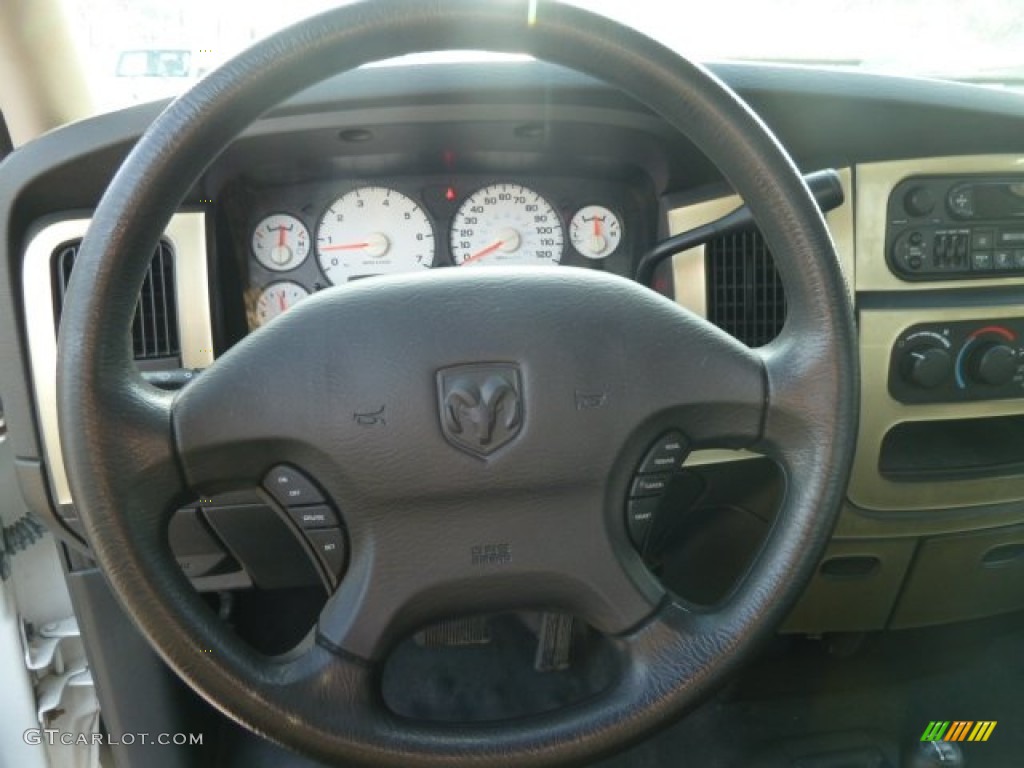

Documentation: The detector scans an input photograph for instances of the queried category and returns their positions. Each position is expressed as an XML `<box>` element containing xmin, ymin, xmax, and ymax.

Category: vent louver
<box><xmin>53</xmin><ymin>240</ymin><xmax>179</xmax><ymax>360</ymax></box>
<box><xmin>705</xmin><ymin>230</ymin><xmax>786</xmax><ymax>347</ymax></box>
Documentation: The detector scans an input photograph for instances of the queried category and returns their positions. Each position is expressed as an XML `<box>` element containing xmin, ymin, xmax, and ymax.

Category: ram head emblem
<box><xmin>437</xmin><ymin>365</ymin><xmax>524</xmax><ymax>458</ymax></box>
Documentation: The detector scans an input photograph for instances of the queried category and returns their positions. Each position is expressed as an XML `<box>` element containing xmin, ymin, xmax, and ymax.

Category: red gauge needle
<box><xmin>320</xmin><ymin>242</ymin><xmax>371</xmax><ymax>251</ymax></box>
<box><xmin>278</xmin><ymin>292</ymin><xmax>286</xmax><ymax>312</ymax></box>
<box><xmin>277</xmin><ymin>226</ymin><xmax>287</xmax><ymax>247</ymax></box>
<box><xmin>461</xmin><ymin>240</ymin><xmax>504</xmax><ymax>266</ymax></box>
<box><xmin>593</xmin><ymin>217</ymin><xmax>602</xmax><ymax>237</ymax></box>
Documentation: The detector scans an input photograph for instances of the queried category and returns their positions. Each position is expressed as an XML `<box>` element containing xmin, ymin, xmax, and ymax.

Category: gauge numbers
<box><xmin>255</xmin><ymin>281</ymin><xmax>309</xmax><ymax>327</ymax></box>
<box><xmin>570</xmin><ymin>205</ymin><xmax>622</xmax><ymax>259</ymax></box>
<box><xmin>252</xmin><ymin>214</ymin><xmax>310</xmax><ymax>271</ymax></box>
<box><xmin>451</xmin><ymin>184</ymin><xmax>564</xmax><ymax>266</ymax></box>
<box><xmin>316</xmin><ymin>186</ymin><xmax>434</xmax><ymax>284</ymax></box>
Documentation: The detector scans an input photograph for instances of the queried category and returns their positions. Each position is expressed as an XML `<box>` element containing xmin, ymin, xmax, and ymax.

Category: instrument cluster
<box><xmin>242</xmin><ymin>175</ymin><xmax>644</xmax><ymax>328</ymax></box>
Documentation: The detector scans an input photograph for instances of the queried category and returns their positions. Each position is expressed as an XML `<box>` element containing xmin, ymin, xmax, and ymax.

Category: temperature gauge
<box><xmin>255</xmin><ymin>281</ymin><xmax>309</xmax><ymax>327</ymax></box>
<box><xmin>252</xmin><ymin>214</ymin><xmax>310</xmax><ymax>271</ymax></box>
<box><xmin>570</xmin><ymin>205</ymin><xmax>622</xmax><ymax>259</ymax></box>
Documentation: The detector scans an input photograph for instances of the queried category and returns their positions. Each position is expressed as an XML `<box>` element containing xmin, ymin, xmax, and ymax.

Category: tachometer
<box><xmin>451</xmin><ymin>183</ymin><xmax>564</xmax><ymax>266</ymax></box>
<box><xmin>316</xmin><ymin>186</ymin><xmax>434</xmax><ymax>284</ymax></box>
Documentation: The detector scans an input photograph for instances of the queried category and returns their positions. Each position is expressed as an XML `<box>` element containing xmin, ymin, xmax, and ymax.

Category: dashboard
<box><xmin>3</xmin><ymin>60</ymin><xmax>1024</xmax><ymax>639</ymax></box>
<box><xmin>236</xmin><ymin>173</ymin><xmax>652</xmax><ymax>329</ymax></box>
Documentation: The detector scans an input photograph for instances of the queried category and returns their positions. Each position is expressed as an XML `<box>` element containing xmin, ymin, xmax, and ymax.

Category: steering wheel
<box><xmin>56</xmin><ymin>0</ymin><xmax>857</xmax><ymax>765</ymax></box>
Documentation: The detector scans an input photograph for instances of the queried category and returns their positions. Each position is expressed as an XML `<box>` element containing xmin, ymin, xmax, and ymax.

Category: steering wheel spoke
<box><xmin>315</xmin><ymin>486</ymin><xmax>666</xmax><ymax>662</ymax></box>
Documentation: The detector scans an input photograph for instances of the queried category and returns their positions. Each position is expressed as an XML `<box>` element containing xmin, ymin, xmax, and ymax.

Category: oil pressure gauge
<box><xmin>570</xmin><ymin>205</ymin><xmax>622</xmax><ymax>259</ymax></box>
<box><xmin>252</xmin><ymin>214</ymin><xmax>310</xmax><ymax>271</ymax></box>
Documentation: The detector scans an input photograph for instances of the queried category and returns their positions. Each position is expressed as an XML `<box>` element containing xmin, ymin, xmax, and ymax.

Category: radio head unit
<box><xmin>887</xmin><ymin>175</ymin><xmax>1024</xmax><ymax>280</ymax></box>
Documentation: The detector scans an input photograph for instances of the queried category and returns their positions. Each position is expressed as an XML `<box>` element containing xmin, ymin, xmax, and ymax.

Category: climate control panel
<box><xmin>889</xmin><ymin>320</ymin><xmax>1024</xmax><ymax>404</ymax></box>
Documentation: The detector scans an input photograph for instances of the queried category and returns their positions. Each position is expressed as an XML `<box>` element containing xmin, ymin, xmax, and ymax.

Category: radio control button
<box><xmin>998</xmin><ymin>230</ymin><xmax>1024</xmax><ymax>245</ymax></box>
<box><xmin>971</xmin><ymin>251</ymin><xmax>993</xmax><ymax>271</ymax></box>
<box><xmin>994</xmin><ymin>250</ymin><xmax>1014</xmax><ymax>271</ymax></box>
<box><xmin>972</xmin><ymin>229</ymin><xmax>995</xmax><ymax>250</ymax></box>
<box><xmin>949</xmin><ymin>187</ymin><xmax>974</xmax><ymax>217</ymax></box>
<box><xmin>953</xmin><ymin>234</ymin><xmax>969</xmax><ymax>264</ymax></box>
<box><xmin>1013</xmin><ymin>250</ymin><xmax>1024</xmax><ymax>269</ymax></box>
<box><xmin>638</xmin><ymin>432</ymin><xmax>687</xmax><ymax>474</ymax></box>
<box><xmin>904</xmin><ymin>186</ymin><xmax>936</xmax><ymax>217</ymax></box>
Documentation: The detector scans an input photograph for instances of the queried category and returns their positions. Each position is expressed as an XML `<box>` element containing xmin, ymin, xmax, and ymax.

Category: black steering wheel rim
<box><xmin>56</xmin><ymin>1</ymin><xmax>858</xmax><ymax>765</ymax></box>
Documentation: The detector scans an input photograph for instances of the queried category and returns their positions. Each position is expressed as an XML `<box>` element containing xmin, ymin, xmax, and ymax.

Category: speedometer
<box><xmin>450</xmin><ymin>184</ymin><xmax>564</xmax><ymax>266</ymax></box>
<box><xmin>316</xmin><ymin>186</ymin><xmax>434</xmax><ymax>284</ymax></box>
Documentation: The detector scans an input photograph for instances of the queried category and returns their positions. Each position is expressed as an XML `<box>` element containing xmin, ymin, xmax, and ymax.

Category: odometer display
<box><xmin>450</xmin><ymin>183</ymin><xmax>564</xmax><ymax>267</ymax></box>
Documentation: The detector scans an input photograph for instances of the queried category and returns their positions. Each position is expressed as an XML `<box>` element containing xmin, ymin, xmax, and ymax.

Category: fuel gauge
<box><xmin>252</xmin><ymin>214</ymin><xmax>310</xmax><ymax>271</ymax></box>
<box><xmin>255</xmin><ymin>281</ymin><xmax>309</xmax><ymax>327</ymax></box>
<box><xmin>570</xmin><ymin>205</ymin><xmax>622</xmax><ymax>259</ymax></box>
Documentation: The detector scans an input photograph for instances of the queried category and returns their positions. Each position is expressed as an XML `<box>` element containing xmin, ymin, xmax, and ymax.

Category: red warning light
<box><xmin>445</xmin><ymin>186</ymin><xmax>456</xmax><ymax>201</ymax></box>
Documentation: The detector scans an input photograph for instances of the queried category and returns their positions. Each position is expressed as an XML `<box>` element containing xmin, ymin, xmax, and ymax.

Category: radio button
<box><xmin>971</xmin><ymin>251</ymin><xmax>993</xmax><ymax>271</ymax></box>
<box><xmin>972</xmin><ymin>229</ymin><xmax>995</xmax><ymax>250</ymax></box>
<box><xmin>998</xmin><ymin>230</ymin><xmax>1024</xmax><ymax>245</ymax></box>
<box><xmin>1014</xmin><ymin>250</ymin><xmax>1024</xmax><ymax>269</ymax></box>
<box><xmin>953</xmin><ymin>234</ymin><xmax>969</xmax><ymax>264</ymax></box>
<box><xmin>949</xmin><ymin>187</ymin><xmax>974</xmax><ymax>218</ymax></box>
<box><xmin>994</xmin><ymin>250</ymin><xmax>1015</xmax><ymax>271</ymax></box>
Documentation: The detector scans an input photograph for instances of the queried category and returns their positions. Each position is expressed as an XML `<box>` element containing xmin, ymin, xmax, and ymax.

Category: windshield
<box><xmin>63</xmin><ymin>0</ymin><xmax>1024</xmax><ymax>115</ymax></box>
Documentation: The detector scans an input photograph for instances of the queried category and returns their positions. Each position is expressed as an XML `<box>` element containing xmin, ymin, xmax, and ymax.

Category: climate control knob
<box><xmin>968</xmin><ymin>343</ymin><xmax>1017</xmax><ymax>387</ymax></box>
<box><xmin>900</xmin><ymin>345</ymin><xmax>952</xmax><ymax>389</ymax></box>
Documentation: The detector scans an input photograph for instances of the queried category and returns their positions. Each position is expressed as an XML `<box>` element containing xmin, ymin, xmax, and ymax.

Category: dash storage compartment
<box><xmin>890</xmin><ymin>523</ymin><xmax>1024</xmax><ymax>628</ymax></box>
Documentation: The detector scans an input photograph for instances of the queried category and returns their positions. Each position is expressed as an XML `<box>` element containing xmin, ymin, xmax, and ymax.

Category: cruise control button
<box><xmin>638</xmin><ymin>432</ymin><xmax>688</xmax><ymax>474</ymax></box>
<box><xmin>306</xmin><ymin>528</ymin><xmax>348</xmax><ymax>580</ymax></box>
<box><xmin>626</xmin><ymin>498</ymin><xmax>660</xmax><ymax>548</ymax></box>
<box><xmin>630</xmin><ymin>474</ymin><xmax>670</xmax><ymax>498</ymax></box>
<box><xmin>263</xmin><ymin>465</ymin><xmax>324</xmax><ymax>507</ymax></box>
<box><xmin>288</xmin><ymin>505</ymin><xmax>338</xmax><ymax>530</ymax></box>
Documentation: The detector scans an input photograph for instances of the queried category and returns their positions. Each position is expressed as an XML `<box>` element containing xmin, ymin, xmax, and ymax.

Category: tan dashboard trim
<box><xmin>23</xmin><ymin>214</ymin><xmax>213</xmax><ymax>506</ymax></box>
<box><xmin>856</xmin><ymin>154</ymin><xmax>1024</xmax><ymax>292</ymax></box>
<box><xmin>851</xmin><ymin>305</ymin><xmax>1024</xmax><ymax>512</ymax></box>
<box><xmin>667</xmin><ymin>168</ymin><xmax>855</xmax><ymax>466</ymax></box>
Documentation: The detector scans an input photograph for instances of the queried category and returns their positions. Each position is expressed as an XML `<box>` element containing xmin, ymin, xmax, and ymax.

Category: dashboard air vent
<box><xmin>53</xmin><ymin>240</ymin><xmax>180</xmax><ymax>360</ymax></box>
<box><xmin>705</xmin><ymin>230</ymin><xmax>786</xmax><ymax>347</ymax></box>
